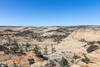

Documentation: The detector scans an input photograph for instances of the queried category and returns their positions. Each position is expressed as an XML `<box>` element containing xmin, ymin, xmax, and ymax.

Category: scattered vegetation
<box><xmin>28</xmin><ymin>59</ymin><xmax>35</xmax><ymax>65</ymax></box>
<box><xmin>87</xmin><ymin>41</ymin><xmax>96</xmax><ymax>45</ymax></box>
<box><xmin>71</xmin><ymin>54</ymin><xmax>81</xmax><ymax>64</ymax></box>
<box><xmin>33</xmin><ymin>45</ymin><xmax>43</xmax><ymax>57</ymax></box>
<box><xmin>0</xmin><ymin>40</ymin><xmax>25</xmax><ymax>55</ymax></box>
<box><xmin>0</xmin><ymin>45</ymin><xmax>7</xmax><ymax>51</ymax></box>
<box><xmin>4</xmin><ymin>29</ymin><xmax>13</xmax><ymax>32</ymax></box>
<box><xmin>97</xmin><ymin>41</ymin><xmax>100</xmax><ymax>45</ymax></box>
<box><xmin>73</xmin><ymin>54</ymin><xmax>80</xmax><ymax>60</ymax></box>
<box><xmin>59</xmin><ymin>57</ymin><xmax>69</xmax><ymax>67</ymax></box>
<box><xmin>0</xmin><ymin>27</ymin><xmax>99</xmax><ymax>67</ymax></box>
<box><xmin>81</xmin><ymin>55</ymin><xmax>90</xmax><ymax>64</ymax></box>
<box><xmin>25</xmin><ymin>43</ymin><xmax>31</xmax><ymax>52</ymax></box>
<box><xmin>79</xmin><ymin>38</ymin><xmax>87</xmax><ymax>42</ymax></box>
<box><xmin>13</xmin><ymin>63</ymin><xmax>18</xmax><ymax>67</ymax></box>
<box><xmin>87</xmin><ymin>45</ymin><xmax>99</xmax><ymax>53</ymax></box>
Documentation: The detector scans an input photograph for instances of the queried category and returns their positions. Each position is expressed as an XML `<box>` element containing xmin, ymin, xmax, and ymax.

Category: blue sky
<box><xmin>0</xmin><ymin>0</ymin><xmax>100</xmax><ymax>26</ymax></box>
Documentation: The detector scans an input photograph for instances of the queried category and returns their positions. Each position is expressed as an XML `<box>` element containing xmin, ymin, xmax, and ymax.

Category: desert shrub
<box><xmin>97</xmin><ymin>41</ymin><xmax>100</xmax><ymax>45</ymax></box>
<box><xmin>0</xmin><ymin>45</ymin><xmax>7</xmax><ymax>51</ymax></box>
<box><xmin>17</xmin><ymin>49</ymin><xmax>25</xmax><ymax>56</ymax></box>
<box><xmin>13</xmin><ymin>63</ymin><xmax>18</xmax><ymax>67</ymax></box>
<box><xmin>28</xmin><ymin>59</ymin><xmax>35</xmax><ymax>65</ymax></box>
<box><xmin>73</xmin><ymin>54</ymin><xmax>80</xmax><ymax>60</ymax></box>
<box><xmin>9</xmin><ymin>42</ymin><xmax>19</xmax><ymax>53</ymax></box>
<box><xmin>3</xmin><ymin>41</ymin><xmax>23</xmax><ymax>55</ymax></box>
<box><xmin>33</xmin><ymin>45</ymin><xmax>43</xmax><ymax>57</ymax></box>
<box><xmin>87</xmin><ymin>45</ymin><xmax>99</xmax><ymax>53</ymax></box>
<box><xmin>26</xmin><ymin>43</ymin><xmax>31</xmax><ymax>47</ymax></box>
<box><xmin>4</xmin><ymin>29</ymin><xmax>13</xmax><ymax>32</ymax></box>
<box><xmin>79</xmin><ymin>38</ymin><xmax>87</xmax><ymax>42</ymax></box>
<box><xmin>59</xmin><ymin>57</ymin><xmax>69</xmax><ymax>67</ymax></box>
<box><xmin>71</xmin><ymin>54</ymin><xmax>81</xmax><ymax>64</ymax></box>
<box><xmin>87</xmin><ymin>41</ymin><xmax>96</xmax><ymax>45</ymax></box>
<box><xmin>25</xmin><ymin>43</ymin><xmax>31</xmax><ymax>52</ymax></box>
<box><xmin>16</xmin><ymin>30</ymin><xmax>33</xmax><ymax>37</ymax></box>
<box><xmin>81</xmin><ymin>56</ymin><xmax>90</xmax><ymax>64</ymax></box>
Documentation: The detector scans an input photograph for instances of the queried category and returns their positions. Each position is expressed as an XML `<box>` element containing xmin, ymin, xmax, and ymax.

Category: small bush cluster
<box><xmin>59</xmin><ymin>57</ymin><xmax>69</xmax><ymax>67</ymax></box>
<box><xmin>33</xmin><ymin>45</ymin><xmax>43</xmax><ymax>57</ymax></box>
<box><xmin>87</xmin><ymin>45</ymin><xmax>99</xmax><ymax>53</ymax></box>
<box><xmin>87</xmin><ymin>41</ymin><xmax>96</xmax><ymax>45</ymax></box>
<box><xmin>81</xmin><ymin>55</ymin><xmax>90</xmax><ymax>64</ymax></box>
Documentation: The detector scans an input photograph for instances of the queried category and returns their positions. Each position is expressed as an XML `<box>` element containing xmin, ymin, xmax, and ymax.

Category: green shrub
<box><xmin>81</xmin><ymin>56</ymin><xmax>90</xmax><ymax>64</ymax></box>
<box><xmin>59</xmin><ymin>57</ymin><xmax>69</xmax><ymax>67</ymax></box>
<box><xmin>87</xmin><ymin>41</ymin><xmax>96</xmax><ymax>45</ymax></box>
<box><xmin>25</xmin><ymin>43</ymin><xmax>31</xmax><ymax>52</ymax></box>
<box><xmin>79</xmin><ymin>38</ymin><xmax>87</xmax><ymax>42</ymax></box>
<box><xmin>13</xmin><ymin>63</ymin><xmax>18</xmax><ymax>67</ymax></box>
<box><xmin>87</xmin><ymin>45</ymin><xmax>99</xmax><ymax>53</ymax></box>
<box><xmin>0</xmin><ymin>45</ymin><xmax>7</xmax><ymax>51</ymax></box>
<box><xmin>33</xmin><ymin>45</ymin><xmax>43</xmax><ymax>57</ymax></box>
<box><xmin>73</xmin><ymin>54</ymin><xmax>80</xmax><ymax>60</ymax></box>
<box><xmin>97</xmin><ymin>41</ymin><xmax>100</xmax><ymax>45</ymax></box>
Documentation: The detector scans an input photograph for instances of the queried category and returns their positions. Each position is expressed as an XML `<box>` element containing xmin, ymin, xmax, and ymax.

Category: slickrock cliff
<box><xmin>67</xmin><ymin>28</ymin><xmax>100</xmax><ymax>41</ymax></box>
<box><xmin>53</xmin><ymin>28</ymin><xmax>100</xmax><ymax>67</ymax></box>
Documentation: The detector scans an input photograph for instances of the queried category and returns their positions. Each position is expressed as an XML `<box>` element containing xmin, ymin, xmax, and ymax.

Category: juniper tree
<box><xmin>33</xmin><ymin>45</ymin><xmax>43</xmax><ymax>57</ymax></box>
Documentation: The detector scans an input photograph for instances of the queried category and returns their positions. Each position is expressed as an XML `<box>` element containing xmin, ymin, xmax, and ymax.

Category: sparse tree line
<box><xmin>14</xmin><ymin>30</ymin><xmax>71</xmax><ymax>43</ymax></box>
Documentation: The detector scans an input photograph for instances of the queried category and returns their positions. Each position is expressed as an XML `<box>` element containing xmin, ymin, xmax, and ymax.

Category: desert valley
<box><xmin>0</xmin><ymin>26</ymin><xmax>100</xmax><ymax>67</ymax></box>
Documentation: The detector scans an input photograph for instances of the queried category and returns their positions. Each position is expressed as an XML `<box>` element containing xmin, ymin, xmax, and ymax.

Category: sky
<box><xmin>0</xmin><ymin>0</ymin><xmax>100</xmax><ymax>26</ymax></box>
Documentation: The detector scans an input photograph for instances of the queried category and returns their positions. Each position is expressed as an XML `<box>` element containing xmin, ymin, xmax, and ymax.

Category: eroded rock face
<box><xmin>56</xmin><ymin>40</ymin><xmax>86</xmax><ymax>54</ymax></box>
<box><xmin>67</xmin><ymin>28</ymin><xmax>100</xmax><ymax>41</ymax></box>
<box><xmin>48</xmin><ymin>28</ymin><xmax>100</xmax><ymax>67</ymax></box>
<box><xmin>49</xmin><ymin>39</ymin><xmax>87</xmax><ymax>62</ymax></box>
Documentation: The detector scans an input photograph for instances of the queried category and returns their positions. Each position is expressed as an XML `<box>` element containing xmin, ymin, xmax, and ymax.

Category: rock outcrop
<box><xmin>67</xmin><ymin>28</ymin><xmax>100</xmax><ymax>41</ymax></box>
